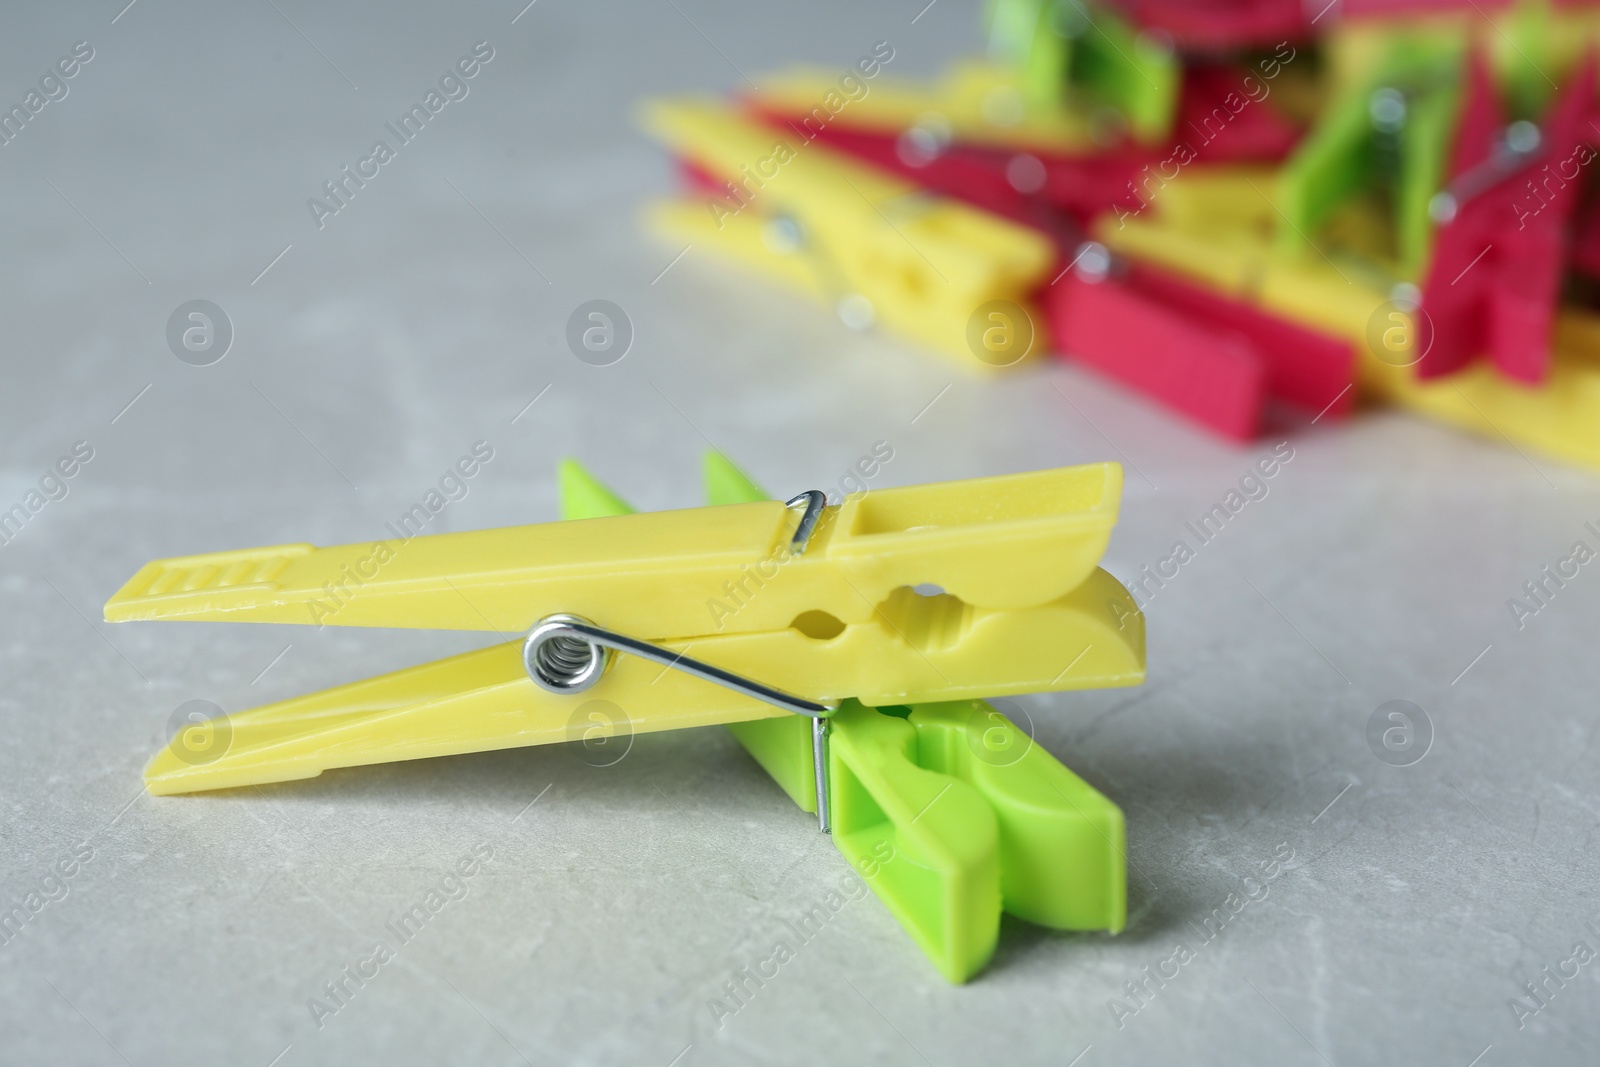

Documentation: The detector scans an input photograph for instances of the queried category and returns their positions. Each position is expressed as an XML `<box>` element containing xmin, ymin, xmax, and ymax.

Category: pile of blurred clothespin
<box><xmin>642</xmin><ymin>0</ymin><xmax>1600</xmax><ymax>469</ymax></box>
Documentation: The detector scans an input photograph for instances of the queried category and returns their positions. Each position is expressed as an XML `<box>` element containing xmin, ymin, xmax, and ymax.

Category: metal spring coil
<box><xmin>529</xmin><ymin>628</ymin><xmax>599</xmax><ymax>689</ymax></box>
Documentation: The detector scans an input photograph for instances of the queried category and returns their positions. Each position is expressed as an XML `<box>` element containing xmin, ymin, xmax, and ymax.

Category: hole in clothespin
<box><xmin>875</xmin><ymin>586</ymin><xmax>972</xmax><ymax>653</ymax></box>
<box><xmin>912</xmin><ymin>583</ymin><xmax>944</xmax><ymax>596</ymax></box>
<box><xmin>791</xmin><ymin>610</ymin><xmax>846</xmax><ymax>641</ymax></box>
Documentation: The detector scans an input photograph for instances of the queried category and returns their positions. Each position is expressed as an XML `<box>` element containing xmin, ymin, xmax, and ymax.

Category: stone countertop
<box><xmin>1</xmin><ymin>2</ymin><xmax>1595</xmax><ymax>1065</ymax></box>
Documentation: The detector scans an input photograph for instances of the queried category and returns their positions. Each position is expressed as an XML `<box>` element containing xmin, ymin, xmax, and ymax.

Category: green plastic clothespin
<box><xmin>1276</xmin><ymin>41</ymin><xmax>1465</xmax><ymax>278</ymax></box>
<box><xmin>1307</xmin><ymin>4</ymin><xmax>1577</xmax><ymax>271</ymax></box>
<box><xmin>985</xmin><ymin>0</ymin><xmax>1179</xmax><ymax>142</ymax></box>
<box><xmin>558</xmin><ymin>454</ymin><xmax>1128</xmax><ymax>982</ymax></box>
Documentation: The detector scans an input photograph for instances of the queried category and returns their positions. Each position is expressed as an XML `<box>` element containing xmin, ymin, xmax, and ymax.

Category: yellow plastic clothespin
<box><xmin>750</xmin><ymin>61</ymin><xmax>1112</xmax><ymax>153</ymax></box>
<box><xmin>106</xmin><ymin>465</ymin><xmax>1144</xmax><ymax>800</ymax></box>
<box><xmin>639</xmin><ymin>99</ymin><xmax>1055</xmax><ymax>370</ymax></box>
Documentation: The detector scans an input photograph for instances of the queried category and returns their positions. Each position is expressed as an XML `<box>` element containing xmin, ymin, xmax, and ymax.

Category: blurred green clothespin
<box><xmin>986</xmin><ymin>0</ymin><xmax>1179</xmax><ymax>142</ymax></box>
<box><xmin>1275</xmin><ymin>41</ymin><xmax>1464</xmax><ymax>278</ymax></box>
<box><xmin>1278</xmin><ymin>2</ymin><xmax>1556</xmax><ymax>279</ymax></box>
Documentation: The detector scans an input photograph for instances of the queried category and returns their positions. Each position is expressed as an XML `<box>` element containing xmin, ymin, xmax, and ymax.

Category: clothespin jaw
<box><xmin>828</xmin><ymin>699</ymin><xmax>1125</xmax><ymax>983</ymax></box>
<box><xmin>565</xmin><ymin>454</ymin><xmax>1134</xmax><ymax>983</ymax></box>
<box><xmin>640</xmin><ymin>99</ymin><xmax>1056</xmax><ymax>371</ymax></box>
<box><xmin>985</xmin><ymin>0</ymin><xmax>1180</xmax><ymax>142</ymax></box>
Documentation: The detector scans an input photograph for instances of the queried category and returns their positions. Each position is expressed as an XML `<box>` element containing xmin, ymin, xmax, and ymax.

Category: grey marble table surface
<box><xmin>1</xmin><ymin>2</ymin><xmax>1595</xmax><ymax>1065</ymax></box>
